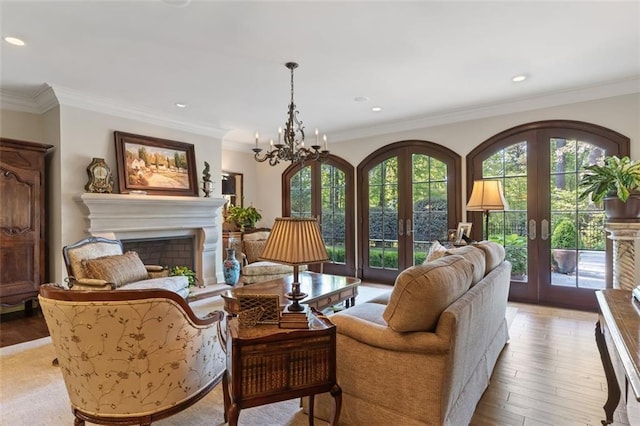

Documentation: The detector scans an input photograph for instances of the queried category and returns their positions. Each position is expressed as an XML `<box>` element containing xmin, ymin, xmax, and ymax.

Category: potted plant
<box><xmin>169</xmin><ymin>266</ymin><xmax>198</xmax><ymax>287</ymax></box>
<box><xmin>579</xmin><ymin>155</ymin><xmax>640</xmax><ymax>221</ymax></box>
<box><xmin>226</xmin><ymin>205</ymin><xmax>262</xmax><ymax>232</ymax></box>
<box><xmin>551</xmin><ymin>219</ymin><xmax>578</xmax><ymax>274</ymax></box>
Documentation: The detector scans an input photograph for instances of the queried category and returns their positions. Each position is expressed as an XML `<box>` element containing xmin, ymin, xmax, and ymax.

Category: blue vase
<box><xmin>223</xmin><ymin>248</ymin><xmax>240</xmax><ymax>286</ymax></box>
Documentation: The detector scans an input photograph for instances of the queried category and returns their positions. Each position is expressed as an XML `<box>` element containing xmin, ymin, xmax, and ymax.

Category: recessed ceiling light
<box><xmin>354</xmin><ymin>96</ymin><xmax>370</xmax><ymax>102</ymax></box>
<box><xmin>4</xmin><ymin>36</ymin><xmax>25</xmax><ymax>46</ymax></box>
<box><xmin>161</xmin><ymin>0</ymin><xmax>191</xmax><ymax>7</ymax></box>
<box><xmin>175</xmin><ymin>103</ymin><xmax>187</xmax><ymax>108</ymax></box>
<box><xmin>372</xmin><ymin>106</ymin><xmax>382</xmax><ymax>112</ymax></box>
<box><xmin>512</xmin><ymin>75</ymin><xmax>527</xmax><ymax>83</ymax></box>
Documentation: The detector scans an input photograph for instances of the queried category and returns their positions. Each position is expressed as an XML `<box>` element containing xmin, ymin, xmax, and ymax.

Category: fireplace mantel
<box><xmin>78</xmin><ymin>193</ymin><xmax>226</xmax><ymax>285</ymax></box>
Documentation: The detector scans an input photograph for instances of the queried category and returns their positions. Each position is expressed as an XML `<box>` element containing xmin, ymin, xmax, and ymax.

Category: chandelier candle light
<box><xmin>253</xmin><ymin>62</ymin><xmax>330</xmax><ymax>166</ymax></box>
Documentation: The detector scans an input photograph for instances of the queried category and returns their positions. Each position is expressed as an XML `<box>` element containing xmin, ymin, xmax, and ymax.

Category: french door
<box><xmin>467</xmin><ymin>121</ymin><xmax>629</xmax><ymax>310</ymax></box>
<box><xmin>358</xmin><ymin>141</ymin><xmax>461</xmax><ymax>284</ymax></box>
<box><xmin>283</xmin><ymin>156</ymin><xmax>355</xmax><ymax>276</ymax></box>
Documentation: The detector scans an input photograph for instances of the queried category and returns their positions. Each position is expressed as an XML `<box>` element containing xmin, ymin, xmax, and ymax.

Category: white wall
<box><xmin>0</xmin><ymin>109</ymin><xmax>46</xmax><ymax>143</ymax></box>
<box><xmin>1</xmin><ymin>104</ymin><xmax>224</xmax><ymax>285</ymax></box>
<box><xmin>226</xmin><ymin>93</ymin><xmax>640</xmax><ymax>226</ymax></box>
<box><xmin>2</xmin><ymin>91</ymin><xmax>639</xmax><ymax>286</ymax></box>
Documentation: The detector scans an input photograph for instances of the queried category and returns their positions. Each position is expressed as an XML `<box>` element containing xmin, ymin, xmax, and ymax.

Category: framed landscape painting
<box><xmin>114</xmin><ymin>131</ymin><xmax>199</xmax><ymax>196</ymax></box>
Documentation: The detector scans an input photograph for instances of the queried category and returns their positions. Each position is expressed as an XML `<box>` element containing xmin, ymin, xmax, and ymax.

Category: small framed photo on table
<box><xmin>455</xmin><ymin>222</ymin><xmax>472</xmax><ymax>245</ymax></box>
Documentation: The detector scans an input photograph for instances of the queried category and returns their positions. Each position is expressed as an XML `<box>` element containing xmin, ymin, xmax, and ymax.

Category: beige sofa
<box><xmin>311</xmin><ymin>241</ymin><xmax>511</xmax><ymax>425</ymax></box>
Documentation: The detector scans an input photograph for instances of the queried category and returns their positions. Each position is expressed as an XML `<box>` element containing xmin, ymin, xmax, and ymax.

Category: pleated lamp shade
<box><xmin>260</xmin><ymin>217</ymin><xmax>329</xmax><ymax>265</ymax></box>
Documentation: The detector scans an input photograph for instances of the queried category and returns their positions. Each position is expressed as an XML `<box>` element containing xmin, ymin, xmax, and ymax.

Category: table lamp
<box><xmin>259</xmin><ymin>217</ymin><xmax>329</xmax><ymax>312</ymax></box>
<box><xmin>466</xmin><ymin>180</ymin><xmax>508</xmax><ymax>240</ymax></box>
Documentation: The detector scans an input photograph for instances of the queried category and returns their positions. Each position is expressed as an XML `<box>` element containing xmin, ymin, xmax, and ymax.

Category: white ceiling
<box><xmin>1</xmin><ymin>1</ymin><xmax>639</xmax><ymax>148</ymax></box>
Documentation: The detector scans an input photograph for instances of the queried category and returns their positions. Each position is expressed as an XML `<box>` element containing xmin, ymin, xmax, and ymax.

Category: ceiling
<box><xmin>1</xmin><ymin>1</ymin><xmax>639</xmax><ymax>149</ymax></box>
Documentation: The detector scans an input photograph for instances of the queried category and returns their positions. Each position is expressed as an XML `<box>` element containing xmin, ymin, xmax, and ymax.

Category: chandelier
<box><xmin>253</xmin><ymin>62</ymin><xmax>329</xmax><ymax>166</ymax></box>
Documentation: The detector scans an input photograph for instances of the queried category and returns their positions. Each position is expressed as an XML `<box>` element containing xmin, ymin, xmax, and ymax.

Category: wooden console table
<box><xmin>222</xmin><ymin>309</ymin><xmax>342</xmax><ymax>425</ymax></box>
<box><xmin>595</xmin><ymin>289</ymin><xmax>640</xmax><ymax>425</ymax></box>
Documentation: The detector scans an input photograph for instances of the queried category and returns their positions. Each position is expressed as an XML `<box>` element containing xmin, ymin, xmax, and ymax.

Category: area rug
<box><xmin>0</xmin><ymin>284</ymin><xmax>390</xmax><ymax>426</ymax></box>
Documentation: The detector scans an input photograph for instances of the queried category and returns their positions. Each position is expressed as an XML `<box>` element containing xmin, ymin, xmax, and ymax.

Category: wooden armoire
<box><xmin>0</xmin><ymin>138</ymin><xmax>53</xmax><ymax>311</ymax></box>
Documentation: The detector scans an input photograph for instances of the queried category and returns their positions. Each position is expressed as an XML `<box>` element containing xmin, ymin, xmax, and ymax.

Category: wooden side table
<box><xmin>223</xmin><ymin>309</ymin><xmax>342</xmax><ymax>426</ymax></box>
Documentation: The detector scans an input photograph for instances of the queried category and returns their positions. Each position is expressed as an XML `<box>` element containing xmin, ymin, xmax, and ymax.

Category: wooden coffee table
<box><xmin>222</xmin><ymin>272</ymin><xmax>361</xmax><ymax>315</ymax></box>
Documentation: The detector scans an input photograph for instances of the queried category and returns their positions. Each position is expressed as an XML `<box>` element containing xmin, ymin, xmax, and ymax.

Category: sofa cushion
<box><xmin>121</xmin><ymin>276</ymin><xmax>189</xmax><ymax>298</ymax></box>
<box><xmin>82</xmin><ymin>251</ymin><xmax>148</xmax><ymax>288</ymax></box>
<box><xmin>474</xmin><ymin>241</ymin><xmax>506</xmax><ymax>273</ymax></box>
<box><xmin>383</xmin><ymin>255</ymin><xmax>474</xmax><ymax>332</ymax></box>
<box><xmin>444</xmin><ymin>245</ymin><xmax>486</xmax><ymax>286</ymax></box>
<box><xmin>244</xmin><ymin>240</ymin><xmax>267</xmax><ymax>264</ymax></box>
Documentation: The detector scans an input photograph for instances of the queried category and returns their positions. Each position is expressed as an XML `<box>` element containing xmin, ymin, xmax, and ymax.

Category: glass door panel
<box><xmin>290</xmin><ymin>166</ymin><xmax>312</xmax><ymax>217</ymax></box>
<box><xmin>368</xmin><ymin>157</ymin><xmax>399</xmax><ymax>271</ymax></box>
<box><xmin>321</xmin><ymin>164</ymin><xmax>347</xmax><ymax>265</ymax></box>
<box><xmin>483</xmin><ymin>141</ymin><xmax>529</xmax><ymax>282</ymax></box>
<box><xmin>548</xmin><ymin>138</ymin><xmax>606</xmax><ymax>290</ymax></box>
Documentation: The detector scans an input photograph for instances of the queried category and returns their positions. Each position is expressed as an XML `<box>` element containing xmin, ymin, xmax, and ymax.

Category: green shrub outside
<box><xmin>551</xmin><ymin>219</ymin><xmax>577</xmax><ymax>249</ymax></box>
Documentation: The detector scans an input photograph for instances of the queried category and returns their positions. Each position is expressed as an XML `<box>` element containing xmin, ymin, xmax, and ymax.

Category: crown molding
<box><xmin>1</xmin><ymin>84</ymin><xmax>227</xmax><ymax>139</ymax></box>
<box><xmin>329</xmin><ymin>76</ymin><xmax>640</xmax><ymax>143</ymax></box>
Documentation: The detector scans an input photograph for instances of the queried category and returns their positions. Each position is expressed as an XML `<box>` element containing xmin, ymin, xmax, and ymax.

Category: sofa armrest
<box><xmin>331</xmin><ymin>312</ymin><xmax>450</xmax><ymax>354</ymax></box>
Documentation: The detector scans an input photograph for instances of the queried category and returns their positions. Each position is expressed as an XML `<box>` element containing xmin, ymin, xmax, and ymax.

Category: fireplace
<box><xmin>122</xmin><ymin>236</ymin><xmax>195</xmax><ymax>270</ymax></box>
<box><xmin>78</xmin><ymin>193</ymin><xmax>226</xmax><ymax>286</ymax></box>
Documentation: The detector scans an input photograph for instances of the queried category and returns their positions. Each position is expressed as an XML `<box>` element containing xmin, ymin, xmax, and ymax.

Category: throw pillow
<box><xmin>425</xmin><ymin>240</ymin><xmax>447</xmax><ymax>263</ymax></box>
<box><xmin>244</xmin><ymin>240</ymin><xmax>267</xmax><ymax>264</ymax></box>
<box><xmin>82</xmin><ymin>251</ymin><xmax>148</xmax><ymax>288</ymax></box>
<box><xmin>383</xmin><ymin>255</ymin><xmax>474</xmax><ymax>332</ymax></box>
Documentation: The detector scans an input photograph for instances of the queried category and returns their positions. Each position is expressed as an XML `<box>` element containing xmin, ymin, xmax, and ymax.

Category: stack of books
<box><xmin>279</xmin><ymin>306</ymin><xmax>310</xmax><ymax>329</ymax></box>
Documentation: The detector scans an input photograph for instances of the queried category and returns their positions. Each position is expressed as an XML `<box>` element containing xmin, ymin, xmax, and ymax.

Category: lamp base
<box><xmin>284</xmin><ymin>291</ymin><xmax>308</xmax><ymax>312</ymax></box>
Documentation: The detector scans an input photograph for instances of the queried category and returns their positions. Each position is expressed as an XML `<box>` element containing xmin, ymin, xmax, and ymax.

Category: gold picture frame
<box><xmin>114</xmin><ymin>131</ymin><xmax>198</xmax><ymax>196</ymax></box>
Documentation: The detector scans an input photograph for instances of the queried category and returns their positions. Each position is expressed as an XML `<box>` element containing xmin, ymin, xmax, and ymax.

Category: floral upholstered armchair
<box><xmin>240</xmin><ymin>229</ymin><xmax>307</xmax><ymax>285</ymax></box>
<box><xmin>39</xmin><ymin>284</ymin><xmax>226</xmax><ymax>426</ymax></box>
<box><xmin>62</xmin><ymin>236</ymin><xmax>189</xmax><ymax>298</ymax></box>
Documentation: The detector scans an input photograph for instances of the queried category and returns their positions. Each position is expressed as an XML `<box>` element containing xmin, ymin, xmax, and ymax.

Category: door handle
<box><xmin>528</xmin><ymin>219</ymin><xmax>536</xmax><ymax>240</ymax></box>
<box><xmin>541</xmin><ymin>219</ymin><xmax>549</xmax><ymax>240</ymax></box>
<box><xmin>398</xmin><ymin>219</ymin><xmax>403</xmax><ymax>236</ymax></box>
<box><xmin>406</xmin><ymin>219</ymin><xmax>413</xmax><ymax>236</ymax></box>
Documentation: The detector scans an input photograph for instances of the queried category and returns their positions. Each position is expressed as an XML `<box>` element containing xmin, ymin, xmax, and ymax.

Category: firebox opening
<box><xmin>122</xmin><ymin>236</ymin><xmax>195</xmax><ymax>271</ymax></box>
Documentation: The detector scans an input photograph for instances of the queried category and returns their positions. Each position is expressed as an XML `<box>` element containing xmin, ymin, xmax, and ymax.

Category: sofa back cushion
<box><xmin>474</xmin><ymin>241</ymin><xmax>506</xmax><ymax>273</ymax></box>
<box><xmin>383</xmin><ymin>255</ymin><xmax>474</xmax><ymax>332</ymax></box>
<box><xmin>242</xmin><ymin>231</ymin><xmax>271</xmax><ymax>264</ymax></box>
<box><xmin>82</xmin><ymin>251</ymin><xmax>148</xmax><ymax>288</ymax></box>
<box><xmin>444</xmin><ymin>245</ymin><xmax>486</xmax><ymax>286</ymax></box>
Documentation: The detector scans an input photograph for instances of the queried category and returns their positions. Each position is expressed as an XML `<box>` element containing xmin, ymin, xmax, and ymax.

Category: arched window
<box><xmin>467</xmin><ymin>120</ymin><xmax>629</xmax><ymax>310</ymax></box>
<box><xmin>283</xmin><ymin>155</ymin><xmax>355</xmax><ymax>276</ymax></box>
<box><xmin>358</xmin><ymin>141</ymin><xmax>461</xmax><ymax>284</ymax></box>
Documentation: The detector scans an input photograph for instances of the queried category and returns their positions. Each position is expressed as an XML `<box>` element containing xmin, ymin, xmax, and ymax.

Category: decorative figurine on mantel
<box><xmin>202</xmin><ymin>161</ymin><xmax>212</xmax><ymax>197</ymax></box>
<box><xmin>85</xmin><ymin>157</ymin><xmax>114</xmax><ymax>193</ymax></box>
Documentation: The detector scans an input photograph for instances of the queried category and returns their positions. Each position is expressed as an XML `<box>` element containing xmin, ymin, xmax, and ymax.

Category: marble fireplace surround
<box><xmin>79</xmin><ymin>193</ymin><xmax>226</xmax><ymax>286</ymax></box>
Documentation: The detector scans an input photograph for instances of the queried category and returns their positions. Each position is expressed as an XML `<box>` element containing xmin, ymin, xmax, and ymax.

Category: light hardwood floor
<box><xmin>0</xmin><ymin>298</ymin><xmax>631</xmax><ymax>424</ymax></box>
<box><xmin>470</xmin><ymin>302</ymin><xmax>630</xmax><ymax>426</ymax></box>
